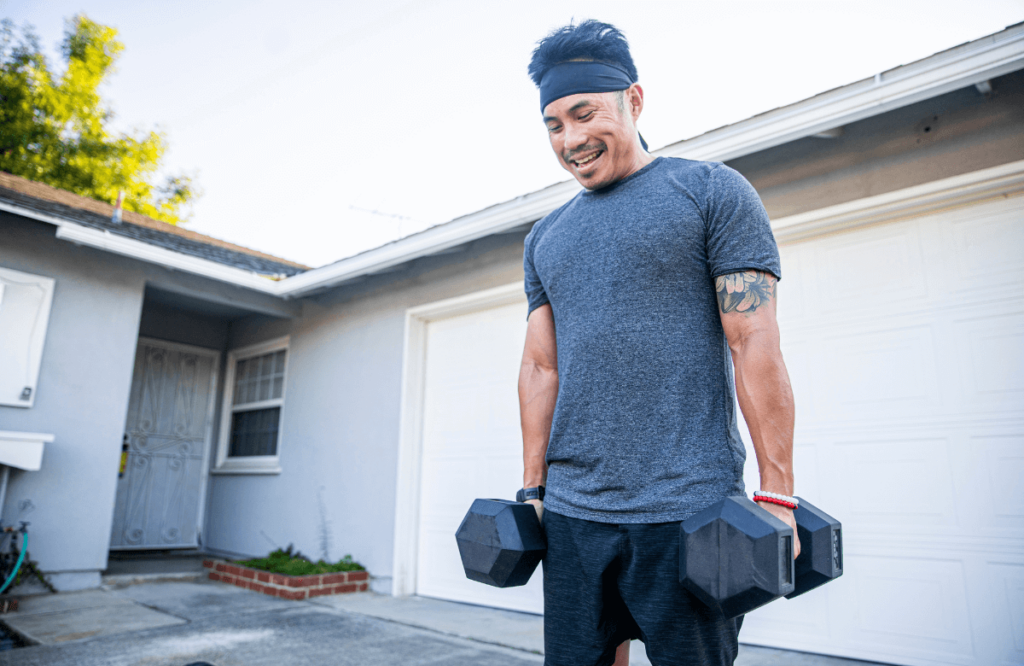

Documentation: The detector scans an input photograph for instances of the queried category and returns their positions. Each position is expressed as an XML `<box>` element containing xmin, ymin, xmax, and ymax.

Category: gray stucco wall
<box><xmin>203</xmin><ymin>234</ymin><xmax>526</xmax><ymax>588</ymax></box>
<box><xmin>0</xmin><ymin>217</ymin><xmax>146</xmax><ymax>591</ymax></box>
<box><xmin>0</xmin><ymin>216</ymin><xmax>297</xmax><ymax>590</ymax></box>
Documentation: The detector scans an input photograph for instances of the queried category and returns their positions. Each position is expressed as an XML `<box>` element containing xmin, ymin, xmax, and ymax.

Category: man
<box><xmin>517</xmin><ymin>20</ymin><xmax>799</xmax><ymax>666</ymax></box>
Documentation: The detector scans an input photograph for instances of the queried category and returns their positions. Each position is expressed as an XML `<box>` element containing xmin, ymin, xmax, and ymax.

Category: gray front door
<box><xmin>110</xmin><ymin>338</ymin><xmax>219</xmax><ymax>549</ymax></box>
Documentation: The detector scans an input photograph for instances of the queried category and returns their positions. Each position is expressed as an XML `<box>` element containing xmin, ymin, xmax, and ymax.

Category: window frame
<box><xmin>213</xmin><ymin>336</ymin><xmax>290</xmax><ymax>474</ymax></box>
<box><xmin>0</xmin><ymin>266</ymin><xmax>56</xmax><ymax>409</ymax></box>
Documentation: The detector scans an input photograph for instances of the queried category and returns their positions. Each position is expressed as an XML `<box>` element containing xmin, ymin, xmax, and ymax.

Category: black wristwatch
<box><xmin>516</xmin><ymin>486</ymin><xmax>545</xmax><ymax>502</ymax></box>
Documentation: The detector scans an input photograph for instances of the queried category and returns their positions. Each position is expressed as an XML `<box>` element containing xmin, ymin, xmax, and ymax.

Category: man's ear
<box><xmin>626</xmin><ymin>83</ymin><xmax>644</xmax><ymax>122</ymax></box>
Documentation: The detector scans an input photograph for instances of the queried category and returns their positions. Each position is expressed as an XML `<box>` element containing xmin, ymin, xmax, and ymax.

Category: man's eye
<box><xmin>580</xmin><ymin>112</ymin><xmax>594</xmax><ymax>120</ymax></box>
<box><xmin>547</xmin><ymin>125</ymin><xmax>562</xmax><ymax>133</ymax></box>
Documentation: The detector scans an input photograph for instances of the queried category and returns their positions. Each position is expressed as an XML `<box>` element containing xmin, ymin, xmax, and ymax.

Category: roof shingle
<box><xmin>0</xmin><ymin>172</ymin><xmax>309</xmax><ymax>276</ymax></box>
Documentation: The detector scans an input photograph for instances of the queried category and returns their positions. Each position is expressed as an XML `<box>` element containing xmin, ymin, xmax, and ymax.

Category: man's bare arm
<box><xmin>716</xmin><ymin>270</ymin><xmax>800</xmax><ymax>557</ymax></box>
<box><xmin>519</xmin><ymin>304</ymin><xmax>558</xmax><ymax>510</ymax></box>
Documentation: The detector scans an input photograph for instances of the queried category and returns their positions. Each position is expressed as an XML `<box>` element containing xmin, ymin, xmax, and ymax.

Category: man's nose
<box><xmin>563</xmin><ymin>122</ymin><xmax>588</xmax><ymax>154</ymax></box>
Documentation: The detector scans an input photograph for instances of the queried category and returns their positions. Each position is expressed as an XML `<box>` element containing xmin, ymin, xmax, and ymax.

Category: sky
<box><xmin>3</xmin><ymin>0</ymin><xmax>1023</xmax><ymax>267</ymax></box>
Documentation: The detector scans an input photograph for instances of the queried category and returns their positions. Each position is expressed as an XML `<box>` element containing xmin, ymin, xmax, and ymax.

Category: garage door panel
<box><xmin>742</xmin><ymin>582</ymin><xmax>834</xmax><ymax>638</ymax></box>
<box><xmin>986</xmin><ymin>561</ymin><xmax>1024</xmax><ymax>665</ymax></box>
<box><xmin>416</xmin><ymin>299</ymin><xmax>541</xmax><ymax>613</ymax></box>
<box><xmin>820</xmin><ymin>324</ymin><xmax>941</xmax><ymax>417</ymax></box>
<box><xmin>420</xmin><ymin>454</ymin><xmax>522</xmax><ymax>511</ymax></box>
<box><xmin>952</xmin><ymin>312</ymin><xmax>1024</xmax><ymax>411</ymax></box>
<box><xmin>846</xmin><ymin>555</ymin><xmax>974</xmax><ymax>661</ymax></box>
<box><xmin>817</xmin><ymin>222</ymin><xmax>929</xmax><ymax>313</ymax></box>
<box><xmin>423</xmin><ymin>385</ymin><xmax>488</xmax><ymax>434</ymax></box>
<box><xmin>832</xmin><ymin>438</ymin><xmax>957</xmax><ymax>528</ymax></box>
<box><xmin>947</xmin><ymin>201</ymin><xmax>1024</xmax><ymax>287</ymax></box>
<box><xmin>740</xmin><ymin>194</ymin><xmax>1023</xmax><ymax>665</ymax></box>
<box><xmin>973</xmin><ymin>435</ymin><xmax>1024</xmax><ymax>524</ymax></box>
<box><xmin>776</xmin><ymin>244</ymin><xmax>809</xmax><ymax>323</ymax></box>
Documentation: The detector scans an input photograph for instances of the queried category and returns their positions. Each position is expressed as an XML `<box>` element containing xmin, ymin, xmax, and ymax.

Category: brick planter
<box><xmin>203</xmin><ymin>559</ymin><xmax>369</xmax><ymax>600</ymax></box>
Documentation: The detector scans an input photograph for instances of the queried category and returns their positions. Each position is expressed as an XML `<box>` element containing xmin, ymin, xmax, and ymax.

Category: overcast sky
<box><xmin>4</xmin><ymin>0</ymin><xmax>1023</xmax><ymax>267</ymax></box>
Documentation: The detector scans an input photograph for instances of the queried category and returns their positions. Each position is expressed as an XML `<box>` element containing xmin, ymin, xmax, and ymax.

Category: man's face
<box><xmin>543</xmin><ymin>86</ymin><xmax>646</xmax><ymax>191</ymax></box>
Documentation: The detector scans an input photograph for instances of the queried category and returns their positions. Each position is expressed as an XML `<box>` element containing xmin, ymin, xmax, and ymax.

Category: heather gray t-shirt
<box><xmin>524</xmin><ymin>157</ymin><xmax>781</xmax><ymax>523</ymax></box>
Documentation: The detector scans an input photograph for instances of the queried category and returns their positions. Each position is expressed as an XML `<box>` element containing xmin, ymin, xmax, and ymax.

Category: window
<box><xmin>0</xmin><ymin>267</ymin><xmax>56</xmax><ymax>408</ymax></box>
<box><xmin>215</xmin><ymin>337</ymin><xmax>289</xmax><ymax>474</ymax></box>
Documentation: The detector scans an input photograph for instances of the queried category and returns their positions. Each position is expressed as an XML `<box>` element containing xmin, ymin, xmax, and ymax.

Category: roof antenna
<box><xmin>111</xmin><ymin>190</ymin><xmax>125</xmax><ymax>224</ymax></box>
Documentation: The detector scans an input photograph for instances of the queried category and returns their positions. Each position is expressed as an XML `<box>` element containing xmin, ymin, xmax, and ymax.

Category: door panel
<box><xmin>110</xmin><ymin>339</ymin><xmax>218</xmax><ymax>549</ymax></box>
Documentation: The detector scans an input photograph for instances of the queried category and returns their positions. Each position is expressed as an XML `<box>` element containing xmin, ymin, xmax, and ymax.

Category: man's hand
<box><xmin>757</xmin><ymin>502</ymin><xmax>801</xmax><ymax>559</ymax></box>
<box><xmin>526</xmin><ymin>499</ymin><xmax>543</xmax><ymax>523</ymax></box>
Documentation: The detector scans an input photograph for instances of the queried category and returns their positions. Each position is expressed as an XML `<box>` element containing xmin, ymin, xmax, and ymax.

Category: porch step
<box><xmin>101</xmin><ymin>571</ymin><xmax>202</xmax><ymax>587</ymax></box>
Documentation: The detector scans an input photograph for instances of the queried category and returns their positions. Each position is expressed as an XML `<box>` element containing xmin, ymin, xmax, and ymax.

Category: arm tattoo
<box><xmin>715</xmin><ymin>271</ymin><xmax>777</xmax><ymax>314</ymax></box>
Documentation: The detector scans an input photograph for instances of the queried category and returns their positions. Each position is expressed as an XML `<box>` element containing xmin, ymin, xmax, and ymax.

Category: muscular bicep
<box><xmin>715</xmin><ymin>270</ymin><xmax>780</xmax><ymax>345</ymax></box>
<box><xmin>522</xmin><ymin>304</ymin><xmax>557</xmax><ymax>371</ymax></box>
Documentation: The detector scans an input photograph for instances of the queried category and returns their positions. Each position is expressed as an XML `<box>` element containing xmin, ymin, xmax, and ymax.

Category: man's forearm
<box><xmin>731</xmin><ymin>331</ymin><xmax>795</xmax><ymax>494</ymax></box>
<box><xmin>519</xmin><ymin>361</ymin><xmax>558</xmax><ymax>487</ymax></box>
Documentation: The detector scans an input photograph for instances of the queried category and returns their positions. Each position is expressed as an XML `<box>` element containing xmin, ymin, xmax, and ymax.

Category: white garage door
<box><xmin>739</xmin><ymin>194</ymin><xmax>1024</xmax><ymax>666</ymax></box>
<box><xmin>412</xmin><ymin>194</ymin><xmax>1023</xmax><ymax>664</ymax></box>
<box><xmin>415</xmin><ymin>298</ymin><xmax>542</xmax><ymax>613</ymax></box>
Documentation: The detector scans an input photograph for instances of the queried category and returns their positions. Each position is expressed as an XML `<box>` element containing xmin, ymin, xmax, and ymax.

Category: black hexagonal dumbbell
<box><xmin>786</xmin><ymin>497</ymin><xmax>843</xmax><ymax>598</ymax></box>
<box><xmin>679</xmin><ymin>496</ymin><xmax>795</xmax><ymax>618</ymax></box>
<box><xmin>455</xmin><ymin>499</ymin><xmax>546</xmax><ymax>588</ymax></box>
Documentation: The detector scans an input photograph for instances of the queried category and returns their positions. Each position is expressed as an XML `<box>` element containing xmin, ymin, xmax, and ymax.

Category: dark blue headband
<box><xmin>538</xmin><ymin>61</ymin><xmax>648</xmax><ymax>152</ymax></box>
<box><xmin>539</xmin><ymin>61</ymin><xmax>635</xmax><ymax>112</ymax></box>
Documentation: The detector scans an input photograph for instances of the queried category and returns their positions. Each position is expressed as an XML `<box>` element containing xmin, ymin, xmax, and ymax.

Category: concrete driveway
<box><xmin>0</xmin><ymin>579</ymin><xmax>886</xmax><ymax>666</ymax></box>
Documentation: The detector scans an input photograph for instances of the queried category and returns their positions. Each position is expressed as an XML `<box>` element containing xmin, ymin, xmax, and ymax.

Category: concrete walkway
<box><xmin>0</xmin><ymin>580</ymin><xmax>888</xmax><ymax>665</ymax></box>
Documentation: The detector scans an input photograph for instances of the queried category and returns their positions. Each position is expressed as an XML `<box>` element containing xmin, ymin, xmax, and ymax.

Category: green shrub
<box><xmin>236</xmin><ymin>545</ymin><xmax>365</xmax><ymax>576</ymax></box>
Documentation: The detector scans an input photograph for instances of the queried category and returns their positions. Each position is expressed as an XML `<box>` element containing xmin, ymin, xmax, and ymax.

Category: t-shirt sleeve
<box><xmin>523</xmin><ymin>230</ymin><xmax>550</xmax><ymax>319</ymax></box>
<box><xmin>704</xmin><ymin>164</ymin><xmax>781</xmax><ymax>280</ymax></box>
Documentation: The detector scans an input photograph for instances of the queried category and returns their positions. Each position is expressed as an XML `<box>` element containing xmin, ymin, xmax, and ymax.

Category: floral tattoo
<box><xmin>715</xmin><ymin>271</ymin><xmax>777</xmax><ymax>314</ymax></box>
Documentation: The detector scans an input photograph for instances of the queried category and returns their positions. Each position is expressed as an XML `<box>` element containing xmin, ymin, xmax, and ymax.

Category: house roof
<box><xmin>1</xmin><ymin>23</ymin><xmax>1021</xmax><ymax>299</ymax></box>
<box><xmin>0</xmin><ymin>172</ymin><xmax>310</xmax><ymax>276</ymax></box>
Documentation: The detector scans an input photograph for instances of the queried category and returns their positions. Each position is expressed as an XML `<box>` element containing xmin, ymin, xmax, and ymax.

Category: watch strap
<box><xmin>516</xmin><ymin>486</ymin><xmax>545</xmax><ymax>502</ymax></box>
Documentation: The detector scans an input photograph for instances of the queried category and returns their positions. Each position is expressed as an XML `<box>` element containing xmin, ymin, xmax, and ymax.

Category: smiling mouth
<box><xmin>570</xmin><ymin>150</ymin><xmax>604</xmax><ymax>170</ymax></box>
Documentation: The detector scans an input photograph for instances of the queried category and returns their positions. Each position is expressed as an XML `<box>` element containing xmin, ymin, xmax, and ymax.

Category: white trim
<box><xmin>0</xmin><ymin>431</ymin><xmax>55</xmax><ymax>443</ymax></box>
<box><xmin>770</xmin><ymin>158</ymin><xmax>1024</xmax><ymax>243</ymax></box>
<box><xmin>658</xmin><ymin>25</ymin><xmax>1024</xmax><ymax>163</ymax></box>
<box><xmin>54</xmin><ymin>223</ymin><xmax>281</xmax><ymax>293</ymax></box>
<box><xmin>0</xmin><ymin>266</ymin><xmax>56</xmax><ymax>408</ymax></box>
<box><xmin>134</xmin><ymin>337</ymin><xmax>220</xmax><ymax>548</ymax></box>
<box><xmin>0</xmin><ymin>431</ymin><xmax>53</xmax><ymax>472</ymax></box>
<box><xmin>391</xmin><ymin>282</ymin><xmax>526</xmax><ymax>597</ymax></box>
<box><xmin>214</xmin><ymin>335</ymin><xmax>290</xmax><ymax>475</ymax></box>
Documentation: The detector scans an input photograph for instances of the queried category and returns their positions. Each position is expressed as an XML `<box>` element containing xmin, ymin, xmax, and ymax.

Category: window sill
<box><xmin>211</xmin><ymin>459</ymin><xmax>282</xmax><ymax>475</ymax></box>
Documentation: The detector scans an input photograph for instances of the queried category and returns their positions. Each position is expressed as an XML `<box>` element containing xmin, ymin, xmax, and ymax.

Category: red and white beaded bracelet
<box><xmin>753</xmin><ymin>491</ymin><xmax>799</xmax><ymax>510</ymax></box>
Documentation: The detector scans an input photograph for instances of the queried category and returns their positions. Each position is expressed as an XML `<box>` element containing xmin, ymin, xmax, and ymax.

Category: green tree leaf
<box><xmin>0</xmin><ymin>14</ymin><xmax>199</xmax><ymax>224</ymax></box>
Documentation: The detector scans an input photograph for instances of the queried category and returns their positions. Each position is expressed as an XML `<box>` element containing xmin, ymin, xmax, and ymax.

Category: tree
<box><xmin>0</xmin><ymin>14</ymin><xmax>198</xmax><ymax>224</ymax></box>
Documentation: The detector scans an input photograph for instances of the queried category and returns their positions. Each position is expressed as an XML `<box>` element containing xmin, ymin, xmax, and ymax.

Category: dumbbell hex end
<box><xmin>455</xmin><ymin>498</ymin><xmax>545</xmax><ymax>588</ymax></box>
<box><xmin>679</xmin><ymin>496</ymin><xmax>796</xmax><ymax>619</ymax></box>
<box><xmin>785</xmin><ymin>497</ymin><xmax>843</xmax><ymax>599</ymax></box>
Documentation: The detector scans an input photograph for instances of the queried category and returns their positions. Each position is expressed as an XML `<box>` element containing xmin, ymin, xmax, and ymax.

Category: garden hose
<box><xmin>0</xmin><ymin>532</ymin><xmax>27</xmax><ymax>595</ymax></box>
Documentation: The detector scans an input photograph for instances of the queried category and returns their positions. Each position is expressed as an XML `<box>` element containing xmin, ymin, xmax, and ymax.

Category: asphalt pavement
<box><xmin>0</xmin><ymin>579</ymin><xmax>888</xmax><ymax>666</ymax></box>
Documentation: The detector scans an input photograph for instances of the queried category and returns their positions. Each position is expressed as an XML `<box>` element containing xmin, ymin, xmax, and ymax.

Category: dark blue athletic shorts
<box><xmin>542</xmin><ymin>509</ymin><xmax>743</xmax><ymax>666</ymax></box>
